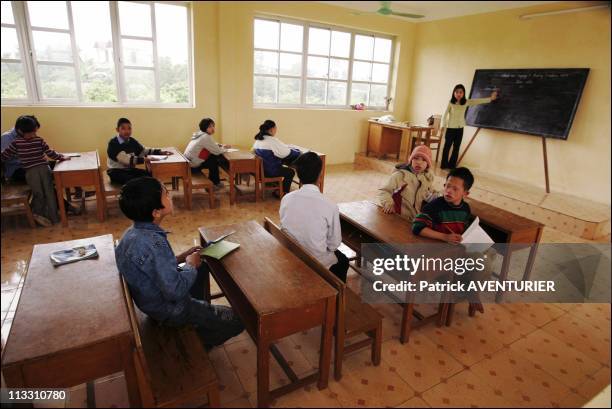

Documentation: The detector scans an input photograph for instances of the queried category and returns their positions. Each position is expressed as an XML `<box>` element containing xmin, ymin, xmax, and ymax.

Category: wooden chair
<box><xmin>121</xmin><ymin>276</ymin><xmax>220</xmax><ymax>408</ymax></box>
<box><xmin>1</xmin><ymin>182</ymin><xmax>35</xmax><ymax>228</ymax></box>
<box><xmin>263</xmin><ymin>217</ymin><xmax>382</xmax><ymax>380</ymax></box>
<box><xmin>102</xmin><ymin>171</ymin><xmax>122</xmax><ymax>215</ymax></box>
<box><xmin>256</xmin><ymin>156</ymin><xmax>284</xmax><ymax>200</ymax></box>
<box><xmin>190</xmin><ymin>169</ymin><xmax>215</xmax><ymax>209</ymax></box>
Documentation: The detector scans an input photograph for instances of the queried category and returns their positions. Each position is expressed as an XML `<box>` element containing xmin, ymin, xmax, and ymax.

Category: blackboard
<box><xmin>465</xmin><ymin>68</ymin><xmax>589</xmax><ymax>140</ymax></box>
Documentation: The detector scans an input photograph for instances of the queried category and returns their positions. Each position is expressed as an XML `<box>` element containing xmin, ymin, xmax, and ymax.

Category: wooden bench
<box><xmin>121</xmin><ymin>276</ymin><xmax>220</xmax><ymax>407</ymax></box>
<box><xmin>1</xmin><ymin>182</ymin><xmax>35</xmax><ymax>228</ymax></box>
<box><xmin>263</xmin><ymin>217</ymin><xmax>382</xmax><ymax>380</ymax></box>
<box><xmin>190</xmin><ymin>170</ymin><xmax>215</xmax><ymax>209</ymax></box>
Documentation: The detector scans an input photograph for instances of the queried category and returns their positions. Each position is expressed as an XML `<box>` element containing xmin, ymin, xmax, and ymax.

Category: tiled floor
<box><xmin>1</xmin><ymin>164</ymin><xmax>610</xmax><ymax>408</ymax></box>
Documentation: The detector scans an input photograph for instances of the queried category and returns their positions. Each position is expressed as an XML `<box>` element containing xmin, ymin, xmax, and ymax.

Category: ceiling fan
<box><xmin>350</xmin><ymin>1</ymin><xmax>425</xmax><ymax>19</ymax></box>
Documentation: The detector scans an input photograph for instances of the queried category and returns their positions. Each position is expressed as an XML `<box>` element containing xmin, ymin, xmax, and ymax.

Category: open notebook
<box><xmin>201</xmin><ymin>240</ymin><xmax>240</xmax><ymax>260</ymax></box>
<box><xmin>462</xmin><ymin>217</ymin><xmax>494</xmax><ymax>253</ymax></box>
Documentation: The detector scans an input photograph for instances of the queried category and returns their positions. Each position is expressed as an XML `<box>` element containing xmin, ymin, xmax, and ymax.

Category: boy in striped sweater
<box><xmin>1</xmin><ymin>116</ymin><xmax>69</xmax><ymax>226</ymax></box>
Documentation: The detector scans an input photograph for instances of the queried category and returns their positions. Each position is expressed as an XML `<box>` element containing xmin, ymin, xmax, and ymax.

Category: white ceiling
<box><xmin>319</xmin><ymin>1</ymin><xmax>560</xmax><ymax>22</ymax></box>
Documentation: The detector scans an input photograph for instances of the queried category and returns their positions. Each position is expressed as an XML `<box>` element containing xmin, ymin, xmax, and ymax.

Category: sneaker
<box><xmin>33</xmin><ymin>214</ymin><xmax>52</xmax><ymax>227</ymax></box>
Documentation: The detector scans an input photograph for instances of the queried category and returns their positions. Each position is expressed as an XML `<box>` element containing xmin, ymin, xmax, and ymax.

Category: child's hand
<box><xmin>145</xmin><ymin>156</ymin><xmax>160</xmax><ymax>162</ymax></box>
<box><xmin>381</xmin><ymin>203</ymin><xmax>395</xmax><ymax>214</ymax></box>
<box><xmin>444</xmin><ymin>233</ymin><xmax>463</xmax><ymax>244</ymax></box>
<box><xmin>491</xmin><ymin>90</ymin><xmax>498</xmax><ymax>101</ymax></box>
<box><xmin>186</xmin><ymin>251</ymin><xmax>201</xmax><ymax>268</ymax></box>
<box><xmin>223</xmin><ymin>144</ymin><xmax>232</xmax><ymax>149</ymax></box>
<box><xmin>160</xmin><ymin>150</ymin><xmax>173</xmax><ymax>156</ymax></box>
<box><xmin>59</xmin><ymin>156</ymin><xmax>71</xmax><ymax>162</ymax></box>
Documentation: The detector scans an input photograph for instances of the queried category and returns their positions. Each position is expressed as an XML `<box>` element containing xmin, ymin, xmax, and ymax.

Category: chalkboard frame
<box><xmin>466</xmin><ymin>68</ymin><xmax>590</xmax><ymax>140</ymax></box>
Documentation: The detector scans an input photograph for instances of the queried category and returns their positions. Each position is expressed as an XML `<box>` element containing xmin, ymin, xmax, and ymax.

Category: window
<box><xmin>253</xmin><ymin>17</ymin><xmax>394</xmax><ymax>109</ymax></box>
<box><xmin>0</xmin><ymin>1</ymin><xmax>192</xmax><ymax>106</ymax></box>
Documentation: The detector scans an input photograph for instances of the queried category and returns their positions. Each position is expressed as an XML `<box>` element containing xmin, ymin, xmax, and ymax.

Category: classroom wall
<box><xmin>406</xmin><ymin>2</ymin><xmax>611</xmax><ymax>204</ymax></box>
<box><xmin>1</xmin><ymin>1</ymin><xmax>415</xmax><ymax>166</ymax></box>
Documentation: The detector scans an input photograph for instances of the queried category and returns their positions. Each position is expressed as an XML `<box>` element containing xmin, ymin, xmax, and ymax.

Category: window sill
<box><xmin>1</xmin><ymin>102</ymin><xmax>195</xmax><ymax>109</ymax></box>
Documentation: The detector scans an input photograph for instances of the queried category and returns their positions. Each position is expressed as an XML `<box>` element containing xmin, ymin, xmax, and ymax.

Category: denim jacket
<box><xmin>115</xmin><ymin>222</ymin><xmax>198</xmax><ymax>323</ymax></box>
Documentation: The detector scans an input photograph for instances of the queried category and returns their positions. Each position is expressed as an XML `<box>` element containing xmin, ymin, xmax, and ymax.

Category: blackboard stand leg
<box><xmin>542</xmin><ymin>136</ymin><xmax>550</xmax><ymax>193</ymax></box>
<box><xmin>456</xmin><ymin>127</ymin><xmax>481</xmax><ymax>166</ymax></box>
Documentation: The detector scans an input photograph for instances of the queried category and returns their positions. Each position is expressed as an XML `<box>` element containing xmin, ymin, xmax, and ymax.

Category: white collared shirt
<box><xmin>280</xmin><ymin>184</ymin><xmax>342</xmax><ymax>268</ymax></box>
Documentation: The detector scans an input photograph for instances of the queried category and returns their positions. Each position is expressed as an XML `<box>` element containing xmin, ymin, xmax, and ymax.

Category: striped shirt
<box><xmin>412</xmin><ymin>196</ymin><xmax>472</xmax><ymax>235</ymax></box>
<box><xmin>1</xmin><ymin>135</ymin><xmax>62</xmax><ymax>170</ymax></box>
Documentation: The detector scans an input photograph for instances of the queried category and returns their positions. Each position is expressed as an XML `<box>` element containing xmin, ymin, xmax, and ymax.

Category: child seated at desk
<box><xmin>377</xmin><ymin>145</ymin><xmax>438</xmax><ymax>221</ymax></box>
<box><xmin>184</xmin><ymin>117</ymin><xmax>230</xmax><ymax>189</ymax></box>
<box><xmin>252</xmin><ymin>120</ymin><xmax>301</xmax><ymax>197</ymax></box>
<box><xmin>280</xmin><ymin>152</ymin><xmax>349</xmax><ymax>282</ymax></box>
<box><xmin>1</xmin><ymin>115</ymin><xmax>70</xmax><ymax>226</ymax></box>
<box><xmin>115</xmin><ymin>177</ymin><xmax>244</xmax><ymax>349</ymax></box>
<box><xmin>106</xmin><ymin>118</ymin><xmax>172</xmax><ymax>185</ymax></box>
<box><xmin>412</xmin><ymin>167</ymin><xmax>493</xmax><ymax>314</ymax></box>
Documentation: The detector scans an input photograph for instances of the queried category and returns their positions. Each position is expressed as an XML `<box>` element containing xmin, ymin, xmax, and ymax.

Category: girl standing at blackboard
<box><xmin>440</xmin><ymin>84</ymin><xmax>498</xmax><ymax>169</ymax></box>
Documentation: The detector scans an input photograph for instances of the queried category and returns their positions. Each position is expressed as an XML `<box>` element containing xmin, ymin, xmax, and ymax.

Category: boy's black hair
<box><xmin>25</xmin><ymin>115</ymin><xmax>41</xmax><ymax>129</ymax></box>
<box><xmin>117</xmin><ymin>117</ymin><xmax>131</xmax><ymax>128</ymax></box>
<box><xmin>294</xmin><ymin>152</ymin><xmax>322</xmax><ymax>185</ymax></box>
<box><xmin>119</xmin><ymin>177</ymin><xmax>165</xmax><ymax>222</ymax></box>
<box><xmin>14</xmin><ymin>116</ymin><xmax>37</xmax><ymax>134</ymax></box>
<box><xmin>447</xmin><ymin>167</ymin><xmax>474</xmax><ymax>191</ymax></box>
<box><xmin>450</xmin><ymin>84</ymin><xmax>467</xmax><ymax>105</ymax></box>
<box><xmin>199</xmin><ymin>118</ymin><xmax>215</xmax><ymax>133</ymax></box>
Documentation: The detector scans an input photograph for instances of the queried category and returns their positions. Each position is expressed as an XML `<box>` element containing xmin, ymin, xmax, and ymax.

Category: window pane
<box><xmin>308</xmin><ymin>27</ymin><xmax>330</xmax><ymax>56</ymax></box>
<box><xmin>279</xmin><ymin>53</ymin><xmax>301</xmax><ymax>76</ymax></box>
<box><xmin>254</xmin><ymin>75</ymin><xmax>277</xmax><ymax>103</ymax></box>
<box><xmin>306</xmin><ymin>79</ymin><xmax>326</xmax><ymax>104</ymax></box>
<box><xmin>124</xmin><ymin>68</ymin><xmax>155</xmax><ymax>101</ymax></box>
<box><xmin>354</xmin><ymin>35</ymin><xmax>374</xmax><ymax>60</ymax></box>
<box><xmin>330</xmin><ymin>31</ymin><xmax>350</xmax><ymax>58</ymax></box>
<box><xmin>352</xmin><ymin>61</ymin><xmax>372</xmax><ymax>82</ymax></box>
<box><xmin>1</xmin><ymin>27</ymin><xmax>21</xmax><ymax>60</ymax></box>
<box><xmin>372</xmin><ymin>63</ymin><xmax>389</xmax><ymax>83</ymax></box>
<box><xmin>1</xmin><ymin>62</ymin><xmax>27</xmax><ymax>99</ymax></box>
<box><xmin>118</xmin><ymin>1</ymin><xmax>151</xmax><ymax>37</ymax></box>
<box><xmin>307</xmin><ymin>56</ymin><xmax>328</xmax><ymax>78</ymax></box>
<box><xmin>122</xmin><ymin>39</ymin><xmax>153</xmax><ymax>67</ymax></box>
<box><xmin>327</xmin><ymin>81</ymin><xmax>346</xmax><ymax>105</ymax></box>
<box><xmin>27</xmin><ymin>1</ymin><xmax>68</xmax><ymax>29</ymax></box>
<box><xmin>38</xmin><ymin>64</ymin><xmax>77</xmax><ymax>99</ymax></box>
<box><xmin>280</xmin><ymin>23</ymin><xmax>302</xmax><ymax>52</ymax></box>
<box><xmin>350</xmin><ymin>82</ymin><xmax>369</xmax><ymax>105</ymax></box>
<box><xmin>278</xmin><ymin>77</ymin><xmax>300</xmax><ymax>104</ymax></box>
<box><xmin>156</xmin><ymin>3</ymin><xmax>189</xmax><ymax>103</ymax></box>
<box><xmin>374</xmin><ymin>37</ymin><xmax>392</xmax><ymax>62</ymax></box>
<box><xmin>254</xmin><ymin>51</ymin><xmax>278</xmax><ymax>75</ymax></box>
<box><xmin>1</xmin><ymin>1</ymin><xmax>14</xmax><ymax>24</ymax></box>
<box><xmin>254</xmin><ymin>19</ymin><xmax>279</xmax><ymax>50</ymax></box>
<box><xmin>72</xmin><ymin>1</ymin><xmax>117</xmax><ymax>103</ymax></box>
<box><xmin>329</xmin><ymin>58</ymin><xmax>348</xmax><ymax>80</ymax></box>
<box><xmin>370</xmin><ymin>84</ymin><xmax>387</xmax><ymax>107</ymax></box>
<box><xmin>32</xmin><ymin>31</ymin><xmax>72</xmax><ymax>62</ymax></box>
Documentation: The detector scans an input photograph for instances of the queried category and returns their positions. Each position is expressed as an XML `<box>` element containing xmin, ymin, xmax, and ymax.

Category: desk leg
<box><xmin>93</xmin><ymin>170</ymin><xmax>105</xmax><ymax>223</ymax></box>
<box><xmin>496</xmin><ymin>248</ymin><xmax>513</xmax><ymax>303</ymax></box>
<box><xmin>522</xmin><ymin>229</ymin><xmax>543</xmax><ymax>281</ymax></box>
<box><xmin>119</xmin><ymin>336</ymin><xmax>142</xmax><ymax>408</ymax></box>
<box><xmin>229</xmin><ymin>168</ymin><xmax>236</xmax><ymax>205</ymax></box>
<box><xmin>54</xmin><ymin>173</ymin><xmax>68</xmax><ymax>227</ymax></box>
<box><xmin>257</xmin><ymin>336</ymin><xmax>271</xmax><ymax>408</ymax></box>
<box><xmin>400</xmin><ymin>302</ymin><xmax>414</xmax><ymax>344</ymax></box>
<box><xmin>183</xmin><ymin>169</ymin><xmax>192</xmax><ymax>210</ymax></box>
<box><xmin>318</xmin><ymin>296</ymin><xmax>335</xmax><ymax>390</ymax></box>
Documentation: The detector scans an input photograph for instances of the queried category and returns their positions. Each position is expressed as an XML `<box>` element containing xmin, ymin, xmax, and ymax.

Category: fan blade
<box><xmin>350</xmin><ymin>11</ymin><xmax>379</xmax><ymax>16</ymax></box>
<box><xmin>389</xmin><ymin>11</ymin><xmax>425</xmax><ymax>18</ymax></box>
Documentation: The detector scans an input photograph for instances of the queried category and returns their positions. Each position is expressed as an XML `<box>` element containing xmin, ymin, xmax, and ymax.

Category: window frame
<box><xmin>253</xmin><ymin>15</ymin><xmax>395</xmax><ymax>111</ymax></box>
<box><xmin>1</xmin><ymin>0</ymin><xmax>194</xmax><ymax>107</ymax></box>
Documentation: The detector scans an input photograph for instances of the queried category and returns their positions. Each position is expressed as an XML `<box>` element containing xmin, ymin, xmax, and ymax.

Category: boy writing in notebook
<box><xmin>115</xmin><ymin>177</ymin><xmax>244</xmax><ymax>349</ymax></box>
<box><xmin>106</xmin><ymin>118</ymin><xmax>172</xmax><ymax>185</ymax></box>
<box><xmin>280</xmin><ymin>152</ymin><xmax>349</xmax><ymax>282</ymax></box>
<box><xmin>412</xmin><ymin>167</ymin><xmax>493</xmax><ymax>313</ymax></box>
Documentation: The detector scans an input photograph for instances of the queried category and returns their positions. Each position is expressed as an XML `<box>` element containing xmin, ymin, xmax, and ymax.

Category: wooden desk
<box><xmin>366</xmin><ymin>120</ymin><xmax>434</xmax><ymax>161</ymax></box>
<box><xmin>146</xmin><ymin>147</ymin><xmax>192</xmax><ymax>210</ymax></box>
<box><xmin>466</xmin><ymin>198</ymin><xmax>544</xmax><ymax>302</ymax></box>
<box><xmin>338</xmin><ymin>200</ymin><xmax>450</xmax><ymax>343</ymax></box>
<box><xmin>288</xmin><ymin>145</ymin><xmax>326</xmax><ymax>193</ymax></box>
<box><xmin>199</xmin><ymin>221</ymin><xmax>336</xmax><ymax>408</ymax></box>
<box><xmin>221</xmin><ymin>150</ymin><xmax>260</xmax><ymax>205</ymax></box>
<box><xmin>53</xmin><ymin>151</ymin><xmax>105</xmax><ymax>227</ymax></box>
<box><xmin>1</xmin><ymin>234</ymin><xmax>140</xmax><ymax>407</ymax></box>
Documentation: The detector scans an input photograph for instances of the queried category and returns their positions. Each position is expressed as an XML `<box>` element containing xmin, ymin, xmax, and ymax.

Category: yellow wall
<box><xmin>407</xmin><ymin>2</ymin><xmax>611</xmax><ymax>204</ymax></box>
<box><xmin>1</xmin><ymin>1</ymin><xmax>415</xmax><ymax>166</ymax></box>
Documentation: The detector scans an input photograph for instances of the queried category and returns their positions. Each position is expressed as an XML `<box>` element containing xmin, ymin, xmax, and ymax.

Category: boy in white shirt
<box><xmin>279</xmin><ymin>152</ymin><xmax>348</xmax><ymax>282</ymax></box>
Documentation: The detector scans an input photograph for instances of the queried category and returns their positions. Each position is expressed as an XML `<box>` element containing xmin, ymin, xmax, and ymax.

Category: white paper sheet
<box><xmin>462</xmin><ymin>216</ymin><xmax>494</xmax><ymax>253</ymax></box>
